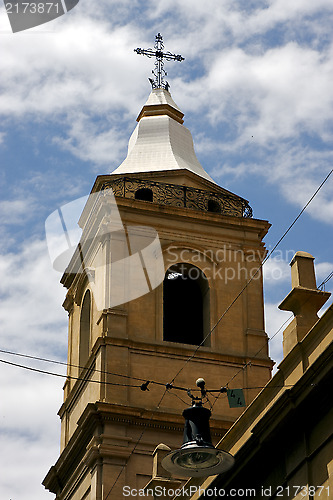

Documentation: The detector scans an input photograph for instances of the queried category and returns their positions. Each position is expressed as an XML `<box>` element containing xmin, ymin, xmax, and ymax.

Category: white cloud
<box><xmin>0</xmin><ymin>3</ymin><xmax>332</xmax><ymax>496</ymax></box>
<box><xmin>53</xmin><ymin>113</ymin><xmax>128</xmax><ymax>167</ymax></box>
<box><xmin>263</xmin><ymin>256</ymin><xmax>333</xmax><ymax>293</ymax></box>
<box><xmin>263</xmin><ymin>256</ymin><xmax>291</xmax><ymax>286</ymax></box>
<box><xmin>0</xmin><ymin>198</ymin><xmax>36</xmax><ymax>224</ymax></box>
<box><xmin>182</xmin><ymin>42</ymin><xmax>333</xmax><ymax>147</ymax></box>
<box><xmin>239</xmin><ymin>0</ymin><xmax>333</xmax><ymax>39</ymax></box>
<box><xmin>1</xmin><ymin>1</ymin><xmax>332</xmax><ymax>152</ymax></box>
<box><xmin>0</xmin><ymin>363</ymin><xmax>63</xmax><ymax>500</ymax></box>
<box><xmin>0</xmin><ymin>238</ymin><xmax>67</xmax><ymax>355</ymax></box>
<box><xmin>281</xmin><ymin>169</ymin><xmax>333</xmax><ymax>225</ymax></box>
<box><xmin>316</xmin><ymin>261</ymin><xmax>333</xmax><ymax>284</ymax></box>
<box><xmin>0</xmin><ymin>18</ymin><xmax>145</xmax><ymax>118</ymax></box>
<box><xmin>265</xmin><ymin>302</ymin><xmax>292</xmax><ymax>370</ymax></box>
<box><xmin>0</xmin><ymin>0</ymin><xmax>332</xmax><ymax>230</ymax></box>
<box><xmin>147</xmin><ymin>0</ymin><xmax>333</xmax><ymax>51</ymax></box>
<box><xmin>0</xmin><ymin>237</ymin><xmax>67</xmax><ymax>499</ymax></box>
<box><xmin>0</xmin><ymin>14</ymin><xmax>151</xmax><ymax>174</ymax></box>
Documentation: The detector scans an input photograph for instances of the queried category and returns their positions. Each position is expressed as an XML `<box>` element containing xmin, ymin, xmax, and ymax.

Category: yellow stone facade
<box><xmin>43</xmin><ymin>92</ymin><xmax>273</xmax><ymax>499</ymax></box>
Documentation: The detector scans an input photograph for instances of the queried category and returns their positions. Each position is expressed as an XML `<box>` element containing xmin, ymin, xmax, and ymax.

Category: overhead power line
<box><xmin>0</xmin><ymin>356</ymin><xmax>325</xmax><ymax>393</ymax></box>
<box><xmin>0</xmin><ymin>347</ymin><xmax>155</xmax><ymax>384</ymax></box>
<box><xmin>168</xmin><ymin>168</ymin><xmax>333</xmax><ymax>385</ymax></box>
<box><xmin>0</xmin><ymin>358</ymin><xmax>143</xmax><ymax>388</ymax></box>
<box><xmin>1</xmin><ymin>169</ymin><xmax>331</xmax><ymax>498</ymax></box>
<box><xmin>1</xmin><ymin>171</ymin><xmax>332</xmax><ymax>394</ymax></box>
<box><xmin>222</xmin><ymin>270</ymin><xmax>332</xmax><ymax>389</ymax></box>
<box><xmin>85</xmin><ymin>167</ymin><xmax>333</xmax><ymax>499</ymax></box>
<box><xmin>320</xmin><ymin>271</ymin><xmax>333</xmax><ymax>290</ymax></box>
<box><xmin>0</xmin><ymin>264</ymin><xmax>332</xmax><ymax>398</ymax></box>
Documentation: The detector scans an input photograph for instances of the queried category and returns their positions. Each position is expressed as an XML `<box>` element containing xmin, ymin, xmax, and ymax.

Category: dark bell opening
<box><xmin>207</xmin><ymin>199</ymin><xmax>221</xmax><ymax>213</ymax></box>
<box><xmin>163</xmin><ymin>264</ymin><xmax>209</xmax><ymax>346</ymax></box>
<box><xmin>135</xmin><ymin>188</ymin><xmax>153</xmax><ymax>202</ymax></box>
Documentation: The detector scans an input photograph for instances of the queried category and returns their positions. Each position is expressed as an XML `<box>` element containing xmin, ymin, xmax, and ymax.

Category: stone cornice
<box><xmin>59</xmin><ymin>333</ymin><xmax>273</xmax><ymax>419</ymax></box>
<box><xmin>137</xmin><ymin>103</ymin><xmax>184</xmax><ymax>124</ymax></box>
<box><xmin>43</xmin><ymin>403</ymin><xmax>102</xmax><ymax>494</ymax></box>
<box><xmin>99</xmin><ymin>334</ymin><xmax>273</xmax><ymax>367</ymax></box>
<box><xmin>44</xmin><ymin>401</ymin><xmax>232</xmax><ymax>495</ymax></box>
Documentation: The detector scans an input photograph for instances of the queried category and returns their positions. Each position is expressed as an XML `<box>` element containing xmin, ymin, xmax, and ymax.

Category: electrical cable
<box><xmin>76</xmin><ymin>169</ymin><xmax>333</xmax><ymax>497</ymax></box>
<box><xmin>0</xmin><ymin>347</ymin><xmax>167</xmax><ymax>387</ymax></box>
<box><xmin>1</xmin><ymin>269</ymin><xmax>331</xmax><ymax>395</ymax></box>
<box><xmin>166</xmin><ymin>389</ymin><xmax>192</xmax><ymax>406</ymax></box>
<box><xmin>210</xmin><ymin>391</ymin><xmax>227</xmax><ymax>410</ymax></box>
<box><xmin>222</xmin><ymin>270</ymin><xmax>332</xmax><ymax>390</ymax></box>
<box><xmin>320</xmin><ymin>271</ymin><xmax>333</xmax><ymax>290</ymax></box>
<box><xmin>0</xmin><ymin>357</ymin><xmax>321</xmax><ymax>392</ymax></box>
<box><xmin>0</xmin><ymin>358</ymin><xmax>142</xmax><ymax>388</ymax></box>
<box><xmin>167</xmin><ymin>168</ymin><xmax>333</xmax><ymax>386</ymax></box>
<box><xmin>104</xmin><ymin>387</ymin><xmax>168</xmax><ymax>500</ymax></box>
<box><xmin>1</xmin><ymin>170</ymin><xmax>331</xmax><ymax>498</ymax></box>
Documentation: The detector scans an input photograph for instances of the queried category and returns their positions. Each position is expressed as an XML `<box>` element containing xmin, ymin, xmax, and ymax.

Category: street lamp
<box><xmin>162</xmin><ymin>380</ymin><xmax>235</xmax><ymax>478</ymax></box>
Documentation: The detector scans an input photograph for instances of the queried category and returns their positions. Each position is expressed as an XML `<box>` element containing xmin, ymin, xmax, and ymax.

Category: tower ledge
<box><xmin>137</xmin><ymin>88</ymin><xmax>184</xmax><ymax>124</ymax></box>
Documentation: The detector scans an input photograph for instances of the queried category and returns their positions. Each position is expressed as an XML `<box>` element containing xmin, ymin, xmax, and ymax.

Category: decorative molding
<box><xmin>74</xmin><ymin>268</ymin><xmax>95</xmax><ymax>306</ymax></box>
<box><xmin>246</xmin><ymin>328</ymin><xmax>267</xmax><ymax>338</ymax></box>
<box><xmin>137</xmin><ymin>103</ymin><xmax>184</xmax><ymax>124</ymax></box>
<box><xmin>162</xmin><ymin>243</ymin><xmax>219</xmax><ymax>266</ymax></box>
<box><xmin>100</xmin><ymin>177</ymin><xmax>253</xmax><ymax>218</ymax></box>
<box><xmin>63</xmin><ymin>289</ymin><xmax>74</xmax><ymax>313</ymax></box>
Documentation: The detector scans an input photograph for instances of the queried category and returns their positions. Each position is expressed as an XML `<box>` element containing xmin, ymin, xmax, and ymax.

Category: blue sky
<box><xmin>0</xmin><ymin>1</ymin><xmax>333</xmax><ymax>498</ymax></box>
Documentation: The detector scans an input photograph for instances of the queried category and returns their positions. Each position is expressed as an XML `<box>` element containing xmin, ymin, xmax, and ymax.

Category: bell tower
<box><xmin>43</xmin><ymin>51</ymin><xmax>272</xmax><ymax>498</ymax></box>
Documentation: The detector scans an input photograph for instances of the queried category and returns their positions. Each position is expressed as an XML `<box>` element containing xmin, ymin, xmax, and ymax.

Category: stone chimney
<box><xmin>279</xmin><ymin>251</ymin><xmax>330</xmax><ymax>357</ymax></box>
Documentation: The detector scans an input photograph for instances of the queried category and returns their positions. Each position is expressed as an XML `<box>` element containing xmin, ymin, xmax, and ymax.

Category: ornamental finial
<box><xmin>134</xmin><ymin>33</ymin><xmax>184</xmax><ymax>90</ymax></box>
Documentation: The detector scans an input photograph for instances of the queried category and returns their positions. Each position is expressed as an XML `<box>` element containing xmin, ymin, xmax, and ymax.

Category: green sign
<box><xmin>227</xmin><ymin>389</ymin><xmax>246</xmax><ymax>408</ymax></box>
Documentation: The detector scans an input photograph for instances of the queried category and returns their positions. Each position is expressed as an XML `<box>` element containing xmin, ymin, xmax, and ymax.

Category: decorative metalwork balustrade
<box><xmin>101</xmin><ymin>177</ymin><xmax>253</xmax><ymax>218</ymax></box>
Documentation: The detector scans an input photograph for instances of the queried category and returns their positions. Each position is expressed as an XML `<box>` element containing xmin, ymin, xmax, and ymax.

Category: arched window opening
<box><xmin>135</xmin><ymin>188</ymin><xmax>153</xmax><ymax>202</ymax></box>
<box><xmin>208</xmin><ymin>199</ymin><xmax>221</xmax><ymax>213</ymax></box>
<box><xmin>163</xmin><ymin>264</ymin><xmax>210</xmax><ymax>346</ymax></box>
<box><xmin>79</xmin><ymin>290</ymin><xmax>91</xmax><ymax>368</ymax></box>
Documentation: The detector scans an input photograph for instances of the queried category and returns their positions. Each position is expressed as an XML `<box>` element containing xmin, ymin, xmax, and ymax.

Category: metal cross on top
<box><xmin>134</xmin><ymin>33</ymin><xmax>184</xmax><ymax>91</ymax></box>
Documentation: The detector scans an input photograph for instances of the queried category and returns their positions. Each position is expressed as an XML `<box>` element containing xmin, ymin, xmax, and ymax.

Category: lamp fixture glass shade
<box><xmin>162</xmin><ymin>445</ymin><xmax>234</xmax><ymax>478</ymax></box>
<box><xmin>161</xmin><ymin>403</ymin><xmax>235</xmax><ymax>478</ymax></box>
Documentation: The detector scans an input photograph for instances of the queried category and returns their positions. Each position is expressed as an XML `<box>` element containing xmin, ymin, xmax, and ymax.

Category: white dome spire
<box><xmin>111</xmin><ymin>89</ymin><xmax>215</xmax><ymax>183</ymax></box>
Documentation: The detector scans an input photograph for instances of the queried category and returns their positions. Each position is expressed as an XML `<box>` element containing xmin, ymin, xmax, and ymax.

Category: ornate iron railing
<box><xmin>101</xmin><ymin>177</ymin><xmax>253</xmax><ymax>218</ymax></box>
